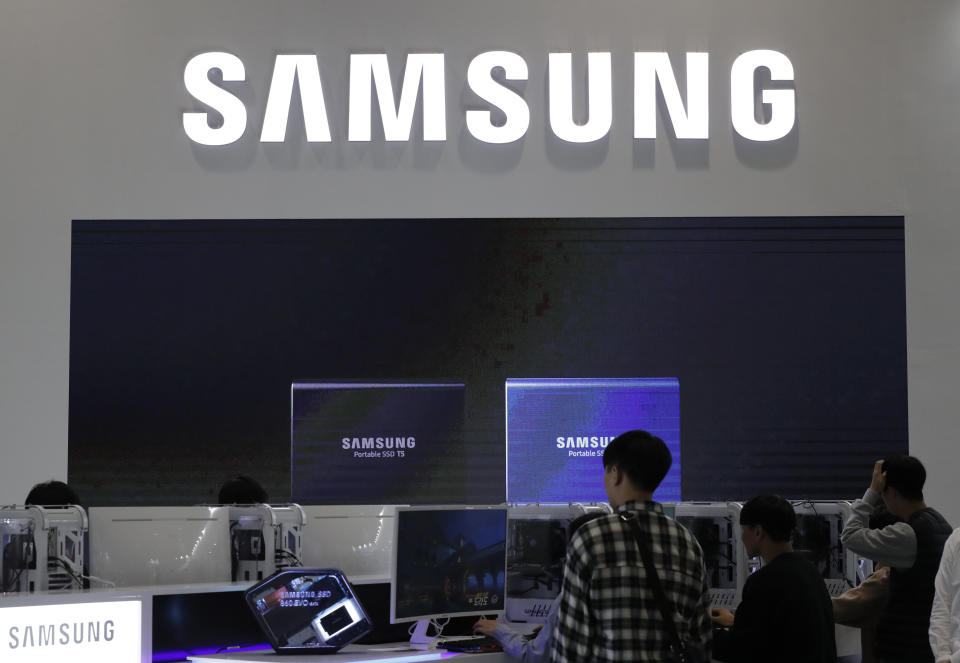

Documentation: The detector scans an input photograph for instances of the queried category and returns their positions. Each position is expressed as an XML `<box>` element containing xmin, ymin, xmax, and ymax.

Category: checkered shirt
<box><xmin>552</xmin><ymin>501</ymin><xmax>712</xmax><ymax>663</ymax></box>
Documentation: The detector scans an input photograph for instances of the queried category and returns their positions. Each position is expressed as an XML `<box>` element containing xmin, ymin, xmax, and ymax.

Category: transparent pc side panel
<box><xmin>300</xmin><ymin>505</ymin><xmax>396</xmax><ymax>581</ymax></box>
<box><xmin>88</xmin><ymin>506</ymin><xmax>231</xmax><ymax>587</ymax></box>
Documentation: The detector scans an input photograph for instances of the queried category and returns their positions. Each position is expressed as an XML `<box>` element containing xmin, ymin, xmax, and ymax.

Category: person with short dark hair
<box><xmin>552</xmin><ymin>430</ymin><xmax>711</xmax><ymax>663</ymax></box>
<box><xmin>472</xmin><ymin>512</ymin><xmax>605</xmax><ymax>663</ymax></box>
<box><xmin>217</xmin><ymin>475</ymin><xmax>268</xmax><ymax>504</ymax></box>
<box><xmin>710</xmin><ymin>495</ymin><xmax>837</xmax><ymax>663</ymax></box>
<box><xmin>841</xmin><ymin>456</ymin><xmax>953</xmax><ymax>663</ymax></box>
<box><xmin>25</xmin><ymin>480</ymin><xmax>79</xmax><ymax>506</ymax></box>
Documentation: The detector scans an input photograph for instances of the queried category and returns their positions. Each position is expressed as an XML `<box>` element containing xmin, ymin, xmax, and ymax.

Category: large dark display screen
<box><xmin>291</xmin><ymin>381</ymin><xmax>473</xmax><ymax>504</ymax></box>
<box><xmin>69</xmin><ymin>217</ymin><xmax>907</xmax><ymax>505</ymax></box>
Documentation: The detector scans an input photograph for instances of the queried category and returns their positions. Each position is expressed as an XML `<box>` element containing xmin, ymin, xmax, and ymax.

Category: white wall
<box><xmin>1</xmin><ymin>0</ymin><xmax>955</xmax><ymax>521</ymax></box>
<box><xmin>901</xmin><ymin>2</ymin><xmax>960</xmax><ymax>525</ymax></box>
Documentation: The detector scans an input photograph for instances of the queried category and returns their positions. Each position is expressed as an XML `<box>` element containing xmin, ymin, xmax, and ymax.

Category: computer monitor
<box><xmin>88</xmin><ymin>506</ymin><xmax>231</xmax><ymax>587</ymax></box>
<box><xmin>292</xmin><ymin>381</ymin><xmax>495</xmax><ymax>505</ymax></box>
<box><xmin>506</xmin><ymin>378</ymin><xmax>681</xmax><ymax>503</ymax></box>
<box><xmin>390</xmin><ymin>506</ymin><xmax>507</xmax><ymax>644</ymax></box>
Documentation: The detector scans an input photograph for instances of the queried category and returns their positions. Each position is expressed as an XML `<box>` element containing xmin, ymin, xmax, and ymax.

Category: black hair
<box><xmin>881</xmin><ymin>454</ymin><xmax>926</xmax><ymax>501</ymax></box>
<box><xmin>25</xmin><ymin>480</ymin><xmax>79</xmax><ymax>506</ymax></box>
<box><xmin>601</xmin><ymin>430</ymin><xmax>672</xmax><ymax>492</ymax></box>
<box><xmin>739</xmin><ymin>495</ymin><xmax>796</xmax><ymax>543</ymax></box>
<box><xmin>217</xmin><ymin>475</ymin><xmax>268</xmax><ymax>504</ymax></box>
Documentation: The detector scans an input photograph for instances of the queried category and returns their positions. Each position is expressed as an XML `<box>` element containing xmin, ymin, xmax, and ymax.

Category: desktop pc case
<box><xmin>0</xmin><ymin>505</ymin><xmax>87</xmax><ymax>593</ymax></box>
<box><xmin>244</xmin><ymin>567</ymin><xmax>373</xmax><ymax>654</ymax></box>
<box><xmin>674</xmin><ymin>502</ymin><xmax>754</xmax><ymax>608</ymax></box>
<box><xmin>504</xmin><ymin>503</ymin><xmax>610</xmax><ymax>623</ymax></box>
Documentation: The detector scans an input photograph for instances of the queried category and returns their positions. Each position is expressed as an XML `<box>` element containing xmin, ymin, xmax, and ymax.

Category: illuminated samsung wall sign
<box><xmin>1</xmin><ymin>600</ymin><xmax>141</xmax><ymax>663</ymax></box>
<box><xmin>183</xmin><ymin>50</ymin><xmax>795</xmax><ymax>146</ymax></box>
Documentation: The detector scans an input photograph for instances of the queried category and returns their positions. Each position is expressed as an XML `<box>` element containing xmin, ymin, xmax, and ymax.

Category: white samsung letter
<box><xmin>465</xmin><ymin>51</ymin><xmax>530</xmax><ymax>144</ymax></box>
<box><xmin>731</xmin><ymin>49</ymin><xmax>795</xmax><ymax>142</ymax></box>
<box><xmin>348</xmin><ymin>53</ymin><xmax>446</xmax><ymax>141</ymax></box>
<box><xmin>183</xmin><ymin>52</ymin><xmax>247</xmax><ymax>146</ymax></box>
<box><xmin>260</xmin><ymin>55</ymin><xmax>331</xmax><ymax>142</ymax></box>
<box><xmin>548</xmin><ymin>52</ymin><xmax>612</xmax><ymax>143</ymax></box>
<box><xmin>634</xmin><ymin>52</ymin><xmax>709</xmax><ymax>139</ymax></box>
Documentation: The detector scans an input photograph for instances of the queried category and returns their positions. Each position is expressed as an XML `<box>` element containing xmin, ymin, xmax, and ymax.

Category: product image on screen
<box><xmin>244</xmin><ymin>568</ymin><xmax>372</xmax><ymax>654</ymax></box>
<box><xmin>506</xmin><ymin>378</ymin><xmax>681</xmax><ymax>503</ymax></box>
<box><xmin>391</xmin><ymin>507</ymin><xmax>507</xmax><ymax>624</ymax></box>
<box><xmin>291</xmin><ymin>382</ymin><xmax>479</xmax><ymax>505</ymax></box>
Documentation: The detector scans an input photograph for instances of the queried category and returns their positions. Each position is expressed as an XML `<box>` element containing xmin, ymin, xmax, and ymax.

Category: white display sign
<box><xmin>1</xmin><ymin>600</ymin><xmax>141</xmax><ymax>663</ymax></box>
<box><xmin>183</xmin><ymin>50</ymin><xmax>796</xmax><ymax>146</ymax></box>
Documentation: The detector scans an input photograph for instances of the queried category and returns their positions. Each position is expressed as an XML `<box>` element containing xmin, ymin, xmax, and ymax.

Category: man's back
<box><xmin>552</xmin><ymin>500</ymin><xmax>711</xmax><ymax>663</ymax></box>
<box><xmin>714</xmin><ymin>551</ymin><xmax>836</xmax><ymax>663</ymax></box>
<box><xmin>876</xmin><ymin>507</ymin><xmax>952</xmax><ymax>662</ymax></box>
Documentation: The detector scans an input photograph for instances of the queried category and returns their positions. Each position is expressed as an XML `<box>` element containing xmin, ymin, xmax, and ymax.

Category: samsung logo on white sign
<box><xmin>183</xmin><ymin>50</ymin><xmax>795</xmax><ymax>146</ymax></box>
<box><xmin>1</xmin><ymin>600</ymin><xmax>140</xmax><ymax>663</ymax></box>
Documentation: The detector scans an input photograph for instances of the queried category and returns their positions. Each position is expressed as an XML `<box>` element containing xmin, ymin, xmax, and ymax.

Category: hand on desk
<box><xmin>710</xmin><ymin>607</ymin><xmax>735</xmax><ymax>628</ymax></box>
<box><xmin>473</xmin><ymin>619</ymin><xmax>499</xmax><ymax>636</ymax></box>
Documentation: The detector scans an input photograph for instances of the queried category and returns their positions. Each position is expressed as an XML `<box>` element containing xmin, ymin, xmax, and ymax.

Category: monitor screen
<box><xmin>506</xmin><ymin>378</ymin><xmax>681</xmax><ymax>503</ymax></box>
<box><xmin>292</xmin><ymin>382</ymin><xmax>490</xmax><ymax>505</ymax></box>
<box><xmin>391</xmin><ymin>506</ymin><xmax>508</xmax><ymax>623</ymax></box>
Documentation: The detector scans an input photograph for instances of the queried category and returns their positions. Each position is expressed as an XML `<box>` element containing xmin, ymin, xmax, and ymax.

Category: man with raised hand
<box><xmin>842</xmin><ymin>455</ymin><xmax>952</xmax><ymax>663</ymax></box>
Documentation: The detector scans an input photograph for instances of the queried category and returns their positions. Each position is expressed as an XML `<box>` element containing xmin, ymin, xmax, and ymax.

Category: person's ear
<box><xmin>612</xmin><ymin>465</ymin><xmax>626</xmax><ymax>486</ymax></box>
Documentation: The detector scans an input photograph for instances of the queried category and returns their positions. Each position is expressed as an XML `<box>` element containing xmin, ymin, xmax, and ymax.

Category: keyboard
<box><xmin>436</xmin><ymin>635</ymin><xmax>503</xmax><ymax>653</ymax></box>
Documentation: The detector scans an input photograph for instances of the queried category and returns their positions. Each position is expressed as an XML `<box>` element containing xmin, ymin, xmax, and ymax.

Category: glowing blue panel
<box><xmin>506</xmin><ymin>378</ymin><xmax>680</xmax><ymax>503</ymax></box>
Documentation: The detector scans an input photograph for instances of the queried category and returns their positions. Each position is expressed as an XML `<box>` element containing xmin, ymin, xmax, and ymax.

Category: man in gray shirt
<box><xmin>842</xmin><ymin>455</ymin><xmax>952</xmax><ymax>663</ymax></box>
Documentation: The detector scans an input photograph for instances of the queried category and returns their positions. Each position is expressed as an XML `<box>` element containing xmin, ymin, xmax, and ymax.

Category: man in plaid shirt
<box><xmin>552</xmin><ymin>430</ymin><xmax>712</xmax><ymax>662</ymax></box>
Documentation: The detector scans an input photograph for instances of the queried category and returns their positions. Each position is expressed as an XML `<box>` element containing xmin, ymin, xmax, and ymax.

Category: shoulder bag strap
<box><xmin>619</xmin><ymin>511</ymin><xmax>686</xmax><ymax>658</ymax></box>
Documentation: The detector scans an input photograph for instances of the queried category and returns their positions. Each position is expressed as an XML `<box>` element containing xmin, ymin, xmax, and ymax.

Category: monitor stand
<box><xmin>409</xmin><ymin>619</ymin><xmax>438</xmax><ymax>648</ymax></box>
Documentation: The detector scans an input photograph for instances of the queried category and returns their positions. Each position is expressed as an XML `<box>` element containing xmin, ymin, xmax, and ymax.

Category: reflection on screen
<box><xmin>392</xmin><ymin>508</ymin><xmax>507</xmax><ymax>622</ymax></box>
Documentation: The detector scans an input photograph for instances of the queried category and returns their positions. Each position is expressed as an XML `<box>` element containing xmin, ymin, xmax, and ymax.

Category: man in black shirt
<box><xmin>711</xmin><ymin>495</ymin><xmax>836</xmax><ymax>663</ymax></box>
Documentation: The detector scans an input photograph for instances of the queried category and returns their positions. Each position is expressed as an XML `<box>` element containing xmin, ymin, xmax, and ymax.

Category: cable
<box><xmin>2</xmin><ymin>567</ymin><xmax>25</xmax><ymax>593</ymax></box>
<box><xmin>276</xmin><ymin>550</ymin><xmax>303</xmax><ymax>566</ymax></box>
<box><xmin>50</xmin><ymin>556</ymin><xmax>115</xmax><ymax>588</ymax></box>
